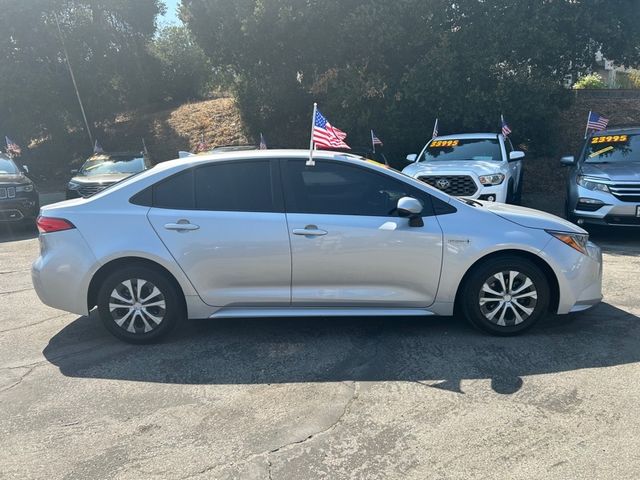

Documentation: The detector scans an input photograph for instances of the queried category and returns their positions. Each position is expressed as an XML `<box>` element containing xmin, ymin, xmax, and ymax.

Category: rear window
<box><xmin>420</xmin><ymin>138</ymin><xmax>502</xmax><ymax>162</ymax></box>
<box><xmin>585</xmin><ymin>134</ymin><xmax>640</xmax><ymax>163</ymax></box>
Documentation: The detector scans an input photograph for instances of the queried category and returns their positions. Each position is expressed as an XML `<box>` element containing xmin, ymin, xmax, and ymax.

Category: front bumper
<box><xmin>0</xmin><ymin>195</ymin><xmax>40</xmax><ymax>222</ymax></box>
<box><xmin>541</xmin><ymin>239</ymin><xmax>603</xmax><ymax>315</ymax></box>
<box><xmin>569</xmin><ymin>186</ymin><xmax>640</xmax><ymax>227</ymax></box>
<box><xmin>413</xmin><ymin>174</ymin><xmax>509</xmax><ymax>203</ymax></box>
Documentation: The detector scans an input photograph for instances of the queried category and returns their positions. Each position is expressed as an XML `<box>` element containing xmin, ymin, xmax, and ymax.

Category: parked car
<box><xmin>0</xmin><ymin>153</ymin><xmax>39</xmax><ymax>225</ymax></box>
<box><xmin>33</xmin><ymin>150</ymin><xmax>602</xmax><ymax>344</ymax></box>
<box><xmin>66</xmin><ymin>151</ymin><xmax>152</xmax><ymax>199</ymax></box>
<box><xmin>563</xmin><ymin>127</ymin><xmax>640</xmax><ymax>227</ymax></box>
<box><xmin>403</xmin><ymin>133</ymin><xmax>525</xmax><ymax>204</ymax></box>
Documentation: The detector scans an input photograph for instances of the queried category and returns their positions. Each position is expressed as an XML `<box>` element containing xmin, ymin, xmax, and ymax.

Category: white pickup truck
<box><xmin>402</xmin><ymin>133</ymin><xmax>525</xmax><ymax>204</ymax></box>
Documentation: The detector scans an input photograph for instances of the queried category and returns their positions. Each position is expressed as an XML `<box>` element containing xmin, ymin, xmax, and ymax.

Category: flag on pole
<box><xmin>93</xmin><ymin>139</ymin><xmax>104</xmax><ymax>154</ymax></box>
<box><xmin>259</xmin><ymin>133</ymin><xmax>267</xmax><ymax>150</ymax></box>
<box><xmin>501</xmin><ymin>115</ymin><xmax>512</xmax><ymax>137</ymax></box>
<box><xmin>432</xmin><ymin>119</ymin><xmax>439</xmax><ymax>139</ymax></box>
<box><xmin>5</xmin><ymin>136</ymin><xmax>22</xmax><ymax>157</ymax></box>
<box><xmin>586</xmin><ymin>111</ymin><xmax>609</xmax><ymax>132</ymax></box>
<box><xmin>371</xmin><ymin>130</ymin><xmax>383</xmax><ymax>152</ymax></box>
<box><xmin>312</xmin><ymin>107</ymin><xmax>350</xmax><ymax>149</ymax></box>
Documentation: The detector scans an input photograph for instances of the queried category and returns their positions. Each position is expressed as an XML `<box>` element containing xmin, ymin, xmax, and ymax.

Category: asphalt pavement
<box><xmin>1</xmin><ymin>221</ymin><xmax>640</xmax><ymax>479</ymax></box>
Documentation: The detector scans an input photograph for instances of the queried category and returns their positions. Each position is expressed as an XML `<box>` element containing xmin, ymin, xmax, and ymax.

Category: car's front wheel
<box><xmin>460</xmin><ymin>256</ymin><xmax>550</xmax><ymax>336</ymax></box>
<box><xmin>97</xmin><ymin>266</ymin><xmax>183</xmax><ymax>344</ymax></box>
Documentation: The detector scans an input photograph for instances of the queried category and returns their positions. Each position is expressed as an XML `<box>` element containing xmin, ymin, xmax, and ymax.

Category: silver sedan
<box><xmin>32</xmin><ymin>150</ymin><xmax>603</xmax><ymax>343</ymax></box>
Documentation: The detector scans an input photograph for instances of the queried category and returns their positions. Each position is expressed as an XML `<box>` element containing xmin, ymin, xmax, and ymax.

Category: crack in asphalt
<box><xmin>0</xmin><ymin>287</ymin><xmax>32</xmax><ymax>296</ymax></box>
<box><xmin>0</xmin><ymin>313</ymin><xmax>69</xmax><ymax>334</ymax></box>
<box><xmin>0</xmin><ymin>365</ymin><xmax>37</xmax><ymax>393</ymax></box>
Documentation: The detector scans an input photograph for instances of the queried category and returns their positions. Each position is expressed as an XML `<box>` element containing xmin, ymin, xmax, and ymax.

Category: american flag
<box><xmin>313</xmin><ymin>108</ymin><xmax>350</xmax><ymax>149</ymax></box>
<box><xmin>587</xmin><ymin>111</ymin><xmax>609</xmax><ymax>132</ymax></box>
<box><xmin>501</xmin><ymin>115</ymin><xmax>512</xmax><ymax>137</ymax></box>
<box><xmin>371</xmin><ymin>130</ymin><xmax>383</xmax><ymax>147</ymax></box>
<box><xmin>259</xmin><ymin>133</ymin><xmax>267</xmax><ymax>150</ymax></box>
<box><xmin>5</xmin><ymin>136</ymin><xmax>21</xmax><ymax>156</ymax></box>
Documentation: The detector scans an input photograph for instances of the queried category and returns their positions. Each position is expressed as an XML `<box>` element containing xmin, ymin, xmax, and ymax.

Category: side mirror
<box><xmin>397</xmin><ymin>197</ymin><xmax>424</xmax><ymax>227</ymax></box>
<box><xmin>70</xmin><ymin>169</ymin><xmax>79</xmax><ymax>175</ymax></box>
<box><xmin>22</xmin><ymin>165</ymin><xmax>29</xmax><ymax>174</ymax></box>
<box><xmin>509</xmin><ymin>151</ymin><xmax>525</xmax><ymax>162</ymax></box>
<box><xmin>560</xmin><ymin>156</ymin><xmax>576</xmax><ymax>166</ymax></box>
<box><xmin>406</xmin><ymin>154</ymin><xmax>417</xmax><ymax>163</ymax></box>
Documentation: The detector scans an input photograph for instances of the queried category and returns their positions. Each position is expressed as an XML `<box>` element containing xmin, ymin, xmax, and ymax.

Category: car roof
<box><xmin>433</xmin><ymin>133</ymin><xmax>500</xmax><ymax>140</ymax></box>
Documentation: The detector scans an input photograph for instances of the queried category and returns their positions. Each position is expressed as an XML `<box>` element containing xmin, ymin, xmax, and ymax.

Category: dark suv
<box><xmin>67</xmin><ymin>152</ymin><xmax>152</xmax><ymax>199</ymax></box>
<box><xmin>562</xmin><ymin>127</ymin><xmax>640</xmax><ymax>227</ymax></box>
<box><xmin>0</xmin><ymin>154</ymin><xmax>39</xmax><ymax>224</ymax></box>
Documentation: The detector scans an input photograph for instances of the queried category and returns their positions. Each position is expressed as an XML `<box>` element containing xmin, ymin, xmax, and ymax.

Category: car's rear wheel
<box><xmin>461</xmin><ymin>256</ymin><xmax>550</xmax><ymax>336</ymax></box>
<box><xmin>97</xmin><ymin>266</ymin><xmax>182</xmax><ymax>344</ymax></box>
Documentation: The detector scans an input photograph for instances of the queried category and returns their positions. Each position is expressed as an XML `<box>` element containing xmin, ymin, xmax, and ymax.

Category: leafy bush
<box><xmin>573</xmin><ymin>74</ymin><xmax>607</xmax><ymax>90</ymax></box>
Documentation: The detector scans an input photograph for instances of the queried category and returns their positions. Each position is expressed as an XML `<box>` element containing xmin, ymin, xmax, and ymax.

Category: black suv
<box><xmin>67</xmin><ymin>151</ymin><xmax>153</xmax><ymax>199</ymax></box>
<box><xmin>0</xmin><ymin>154</ymin><xmax>39</xmax><ymax>224</ymax></box>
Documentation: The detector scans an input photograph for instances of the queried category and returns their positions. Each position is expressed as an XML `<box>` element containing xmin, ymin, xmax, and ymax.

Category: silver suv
<box><xmin>33</xmin><ymin>150</ymin><xmax>602</xmax><ymax>344</ymax></box>
<box><xmin>563</xmin><ymin>127</ymin><xmax>640</xmax><ymax>227</ymax></box>
<box><xmin>403</xmin><ymin>133</ymin><xmax>525</xmax><ymax>204</ymax></box>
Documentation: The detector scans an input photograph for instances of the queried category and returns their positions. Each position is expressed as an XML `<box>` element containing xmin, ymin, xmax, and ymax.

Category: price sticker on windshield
<box><xmin>591</xmin><ymin>135</ymin><xmax>628</xmax><ymax>145</ymax></box>
<box><xmin>430</xmin><ymin>140</ymin><xmax>460</xmax><ymax>148</ymax></box>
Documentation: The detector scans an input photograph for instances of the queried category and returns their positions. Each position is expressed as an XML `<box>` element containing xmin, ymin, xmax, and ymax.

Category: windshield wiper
<box><xmin>461</xmin><ymin>198</ymin><xmax>483</xmax><ymax>207</ymax></box>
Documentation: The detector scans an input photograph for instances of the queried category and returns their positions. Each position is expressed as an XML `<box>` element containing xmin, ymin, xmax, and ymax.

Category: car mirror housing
<box><xmin>509</xmin><ymin>151</ymin><xmax>525</xmax><ymax>161</ymax></box>
<box><xmin>406</xmin><ymin>154</ymin><xmax>417</xmax><ymax>163</ymax></box>
<box><xmin>22</xmin><ymin>165</ymin><xmax>29</xmax><ymax>173</ymax></box>
<box><xmin>397</xmin><ymin>197</ymin><xmax>424</xmax><ymax>227</ymax></box>
<box><xmin>560</xmin><ymin>156</ymin><xmax>576</xmax><ymax>166</ymax></box>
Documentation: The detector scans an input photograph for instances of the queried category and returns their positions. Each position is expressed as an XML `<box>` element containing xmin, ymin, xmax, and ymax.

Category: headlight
<box><xmin>16</xmin><ymin>184</ymin><xmax>34</xmax><ymax>193</ymax></box>
<box><xmin>479</xmin><ymin>173</ymin><xmax>505</xmax><ymax>186</ymax></box>
<box><xmin>546</xmin><ymin>230</ymin><xmax>589</xmax><ymax>255</ymax></box>
<box><xmin>67</xmin><ymin>181</ymin><xmax>81</xmax><ymax>191</ymax></box>
<box><xmin>577</xmin><ymin>175</ymin><xmax>610</xmax><ymax>193</ymax></box>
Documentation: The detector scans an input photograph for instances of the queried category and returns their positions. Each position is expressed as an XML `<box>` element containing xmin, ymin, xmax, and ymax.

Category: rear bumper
<box><xmin>0</xmin><ymin>196</ymin><xmax>39</xmax><ymax>222</ymax></box>
<box><xmin>31</xmin><ymin>229</ymin><xmax>98</xmax><ymax>316</ymax></box>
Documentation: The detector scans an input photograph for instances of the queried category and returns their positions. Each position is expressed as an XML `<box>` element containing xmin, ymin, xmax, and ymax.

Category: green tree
<box><xmin>183</xmin><ymin>0</ymin><xmax>640</xmax><ymax>156</ymax></box>
<box><xmin>150</xmin><ymin>25</ymin><xmax>213</xmax><ymax>102</ymax></box>
<box><xmin>574</xmin><ymin>74</ymin><xmax>607</xmax><ymax>89</ymax></box>
<box><xmin>0</xmin><ymin>0</ymin><xmax>163</xmax><ymax>146</ymax></box>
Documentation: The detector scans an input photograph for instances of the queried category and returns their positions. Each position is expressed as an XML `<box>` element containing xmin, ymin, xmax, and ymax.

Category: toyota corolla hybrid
<box><xmin>33</xmin><ymin>150</ymin><xmax>602</xmax><ymax>344</ymax></box>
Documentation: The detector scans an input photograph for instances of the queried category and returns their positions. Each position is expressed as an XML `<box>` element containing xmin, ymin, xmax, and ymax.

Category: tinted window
<box><xmin>0</xmin><ymin>156</ymin><xmax>19</xmax><ymax>174</ymax></box>
<box><xmin>153</xmin><ymin>170</ymin><xmax>195</xmax><ymax>210</ymax></box>
<box><xmin>80</xmin><ymin>154</ymin><xmax>146</xmax><ymax>176</ymax></box>
<box><xmin>585</xmin><ymin>133</ymin><xmax>640</xmax><ymax>164</ymax></box>
<box><xmin>420</xmin><ymin>138</ymin><xmax>502</xmax><ymax>162</ymax></box>
<box><xmin>283</xmin><ymin>160</ymin><xmax>432</xmax><ymax>217</ymax></box>
<box><xmin>195</xmin><ymin>161</ymin><xmax>276</xmax><ymax>212</ymax></box>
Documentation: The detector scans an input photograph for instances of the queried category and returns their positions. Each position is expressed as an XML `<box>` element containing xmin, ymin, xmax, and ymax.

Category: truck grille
<box><xmin>78</xmin><ymin>184</ymin><xmax>110</xmax><ymax>198</ymax></box>
<box><xmin>418</xmin><ymin>175</ymin><xmax>478</xmax><ymax>196</ymax></box>
<box><xmin>608</xmin><ymin>182</ymin><xmax>640</xmax><ymax>203</ymax></box>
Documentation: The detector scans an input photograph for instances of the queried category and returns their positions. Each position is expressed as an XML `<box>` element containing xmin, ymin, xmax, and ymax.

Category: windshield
<box><xmin>0</xmin><ymin>157</ymin><xmax>19</xmax><ymax>175</ymax></box>
<box><xmin>420</xmin><ymin>138</ymin><xmax>502</xmax><ymax>162</ymax></box>
<box><xmin>584</xmin><ymin>134</ymin><xmax>640</xmax><ymax>164</ymax></box>
<box><xmin>79</xmin><ymin>154</ymin><xmax>146</xmax><ymax>176</ymax></box>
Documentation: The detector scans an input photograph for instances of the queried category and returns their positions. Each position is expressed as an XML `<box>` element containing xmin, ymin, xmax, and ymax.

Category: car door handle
<box><xmin>293</xmin><ymin>226</ymin><xmax>328</xmax><ymax>236</ymax></box>
<box><xmin>164</xmin><ymin>221</ymin><xmax>200</xmax><ymax>232</ymax></box>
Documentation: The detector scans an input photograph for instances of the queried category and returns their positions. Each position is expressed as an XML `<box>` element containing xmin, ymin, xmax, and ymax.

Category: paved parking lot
<box><xmin>2</xmin><ymin>222</ymin><xmax>640</xmax><ymax>479</ymax></box>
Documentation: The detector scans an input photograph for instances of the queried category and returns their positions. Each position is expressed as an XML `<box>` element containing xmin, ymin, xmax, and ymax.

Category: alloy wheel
<box><xmin>108</xmin><ymin>278</ymin><xmax>166</xmax><ymax>334</ymax></box>
<box><xmin>478</xmin><ymin>271</ymin><xmax>538</xmax><ymax>327</ymax></box>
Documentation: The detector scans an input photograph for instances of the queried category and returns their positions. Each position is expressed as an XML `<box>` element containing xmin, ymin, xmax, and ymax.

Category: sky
<box><xmin>160</xmin><ymin>0</ymin><xmax>181</xmax><ymax>25</ymax></box>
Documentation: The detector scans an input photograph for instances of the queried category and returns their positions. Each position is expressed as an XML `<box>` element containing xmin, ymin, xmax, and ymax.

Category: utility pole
<box><xmin>54</xmin><ymin>12</ymin><xmax>93</xmax><ymax>148</ymax></box>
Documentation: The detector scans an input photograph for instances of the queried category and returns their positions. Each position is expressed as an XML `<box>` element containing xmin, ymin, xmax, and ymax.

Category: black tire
<box><xmin>460</xmin><ymin>256</ymin><xmax>550</xmax><ymax>336</ymax></box>
<box><xmin>97</xmin><ymin>265</ymin><xmax>183</xmax><ymax>344</ymax></box>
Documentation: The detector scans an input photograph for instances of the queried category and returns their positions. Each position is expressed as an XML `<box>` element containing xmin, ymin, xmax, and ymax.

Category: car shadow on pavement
<box><xmin>43</xmin><ymin>302</ymin><xmax>640</xmax><ymax>395</ymax></box>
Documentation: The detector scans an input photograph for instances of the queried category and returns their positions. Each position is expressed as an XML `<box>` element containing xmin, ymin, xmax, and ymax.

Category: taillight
<box><xmin>36</xmin><ymin>216</ymin><xmax>75</xmax><ymax>234</ymax></box>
